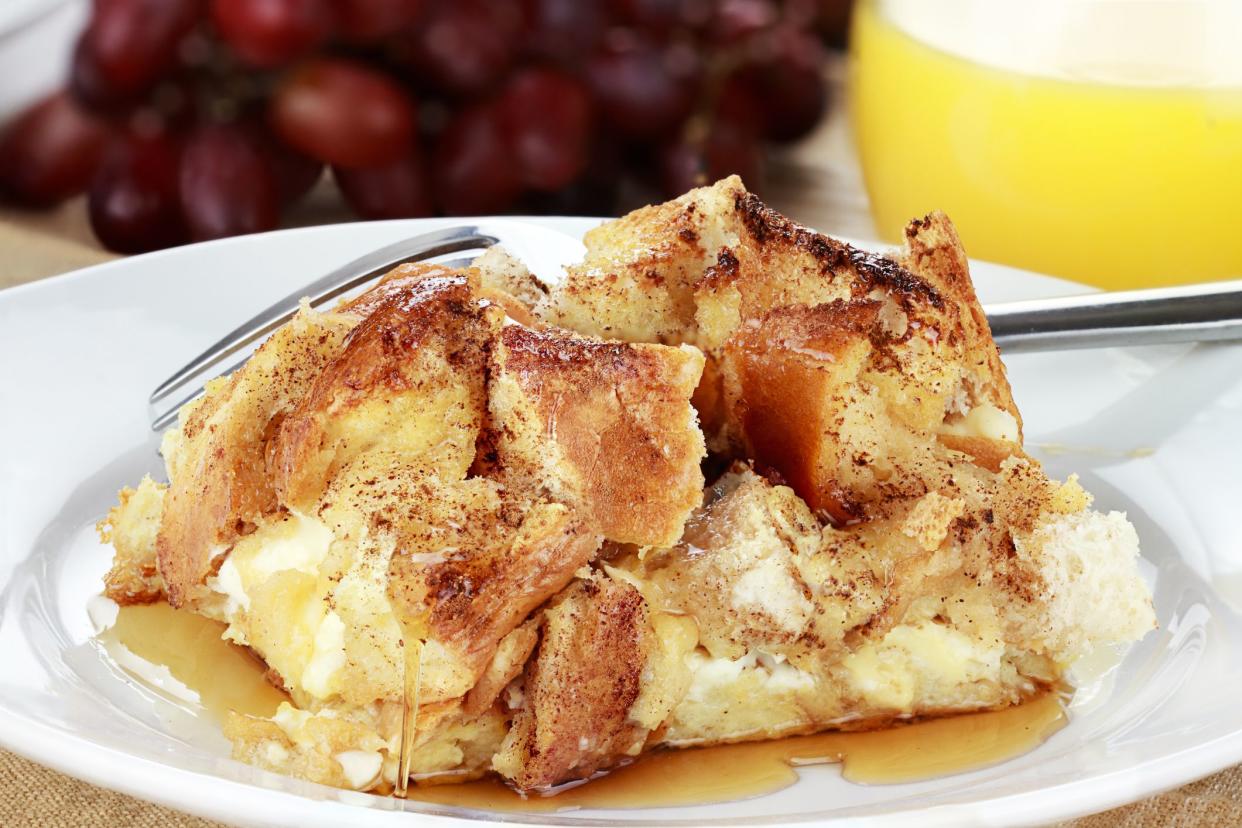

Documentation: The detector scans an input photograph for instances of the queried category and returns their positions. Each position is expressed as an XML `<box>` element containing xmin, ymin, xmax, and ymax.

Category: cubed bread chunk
<box><xmin>157</xmin><ymin>305</ymin><xmax>357</xmax><ymax>607</ymax></box>
<box><xmin>493</xmin><ymin>574</ymin><xmax>652</xmax><ymax>790</ymax></box>
<box><xmin>490</xmin><ymin>325</ymin><xmax>706</xmax><ymax>548</ymax></box>
<box><xmin>272</xmin><ymin>267</ymin><xmax>500</xmax><ymax>512</ymax></box>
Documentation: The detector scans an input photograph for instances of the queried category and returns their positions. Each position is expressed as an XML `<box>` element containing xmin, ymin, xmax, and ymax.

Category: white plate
<box><xmin>1</xmin><ymin>217</ymin><xmax>1240</xmax><ymax>828</ymax></box>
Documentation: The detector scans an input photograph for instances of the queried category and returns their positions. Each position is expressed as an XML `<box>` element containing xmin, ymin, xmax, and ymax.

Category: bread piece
<box><xmin>617</xmin><ymin>465</ymin><xmax>1153</xmax><ymax>744</ymax></box>
<box><xmin>225</xmin><ymin>698</ymin><xmax>507</xmax><ymax>790</ymax></box>
<box><xmin>99</xmin><ymin>476</ymin><xmax>166</xmax><ymax>604</ymax></box>
<box><xmin>493</xmin><ymin>573</ymin><xmax>651</xmax><ymax>789</ymax></box>
<box><xmin>271</xmin><ymin>268</ymin><xmax>499</xmax><ymax>512</ymax></box>
<box><xmin>124</xmin><ymin>255</ymin><xmax>708</xmax><ymax>787</ymax></box>
<box><xmin>489</xmin><ymin>325</ymin><xmax>706</xmax><ymax>548</ymax></box>
<box><xmin>473</xmin><ymin>246</ymin><xmax>549</xmax><ymax>309</ymax></box>
<box><xmin>535</xmin><ymin>180</ymin><xmax>742</xmax><ymax>343</ymax></box>
<box><xmin>385</xmin><ymin>479</ymin><xmax>600</xmax><ymax>701</ymax></box>
<box><xmin>156</xmin><ymin>305</ymin><xmax>358</xmax><ymax>607</ymax></box>
<box><xmin>537</xmin><ymin>176</ymin><xmax>1022</xmax><ymax>523</ymax></box>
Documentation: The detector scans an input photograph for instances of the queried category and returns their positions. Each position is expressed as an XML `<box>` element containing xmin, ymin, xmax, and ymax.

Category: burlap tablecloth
<box><xmin>3</xmin><ymin>93</ymin><xmax>1238</xmax><ymax>827</ymax></box>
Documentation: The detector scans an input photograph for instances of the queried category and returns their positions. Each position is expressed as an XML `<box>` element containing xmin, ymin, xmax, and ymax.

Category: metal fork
<box><xmin>985</xmin><ymin>279</ymin><xmax>1242</xmax><ymax>353</ymax></box>
<box><xmin>147</xmin><ymin>221</ymin><xmax>587</xmax><ymax>431</ymax></box>
<box><xmin>148</xmin><ymin>219</ymin><xmax>1242</xmax><ymax>431</ymax></box>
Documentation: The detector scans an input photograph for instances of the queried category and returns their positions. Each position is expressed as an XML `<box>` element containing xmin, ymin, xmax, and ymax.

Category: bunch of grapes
<box><xmin>0</xmin><ymin>0</ymin><xmax>833</xmax><ymax>254</ymax></box>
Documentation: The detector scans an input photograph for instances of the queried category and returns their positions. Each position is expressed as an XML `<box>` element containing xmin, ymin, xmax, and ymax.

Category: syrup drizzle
<box><xmin>408</xmin><ymin>692</ymin><xmax>1068</xmax><ymax>812</ymax></box>
<box><xmin>104</xmin><ymin>601</ymin><xmax>1070</xmax><ymax>811</ymax></box>
<box><xmin>394</xmin><ymin>637</ymin><xmax>425</xmax><ymax>799</ymax></box>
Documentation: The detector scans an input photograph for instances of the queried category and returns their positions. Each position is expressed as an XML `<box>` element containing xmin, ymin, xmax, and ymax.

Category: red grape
<box><xmin>267</xmin><ymin>139</ymin><xmax>323</xmax><ymax>206</ymax></box>
<box><xmin>432</xmin><ymin>104</ymin><xmax>522</xmax><ymax>215</ymax></box>
<box><xmin>407</xmin><ymin>0</ymin><xmax>519</xmax><ymax>96</ymax></box>
<box><xmin>144</xmin><ymin>78</ymin><xmax>201</xmax><ymax>132</ymax></box>
<box><xmin>211</xmin><ymin>0</ymin><xmax>333</xmax><ymax>68</ymax></box>
<box><xmin>782</xmin><ymin>0</ymin><xmax>821</xmax><ymax>31</ymax></box>
<box><xmin>180</xmin><ymin>122</ymin><xmax>280</xmax><ymax>241</ymax></box>
<box><xmin>817</xmin><ymin>0</ymin><xmax>854</xmax><ymax>48</ymax></box>
<box><xmin>229</xmin><ymin>112</ymin><xmax>324</xmax><ymax>205</ymax></box>
<box><xmin>334</xmin><ymin>153</ymin><xmax>432</xmax><ymax>218</ymax></box>
<box><xmin>29</xmin><ymin>0</ymin><xmax>835</xmax><ymax>251</ymax></box>
<box><xmin>734</xmin><ymin>26</ymin><xmax>827</xmax><ymax>143</ymax></box>
<box><xmin>333</xmin><ymin>0</ymin><xmax>424</xmax><ymax>42</ymax></box>
<box><xmin>707</xmin><ymin>0</ymin><xmax>776</xmax><ymax>44</ymax></box>
<box><xmin>660</xmin><ymin>123</ymin><xmax>764</xmax><ymax>198</ymax></box>
<box><xmin>715</xmin><ymin>70</ymin><xmax>765</xmax><ymax>129</ymax></box>
<box><xmin>587</xmin><ymin>32</ymin><xmax>700</xmax><ymax>140</ymax></box>
<box><xmin>0</xmin><ymin>92</ymin><xmax>112</xmax><ymax>208</ymax></box>
<box><xmin>609</xmin><ymin>0</ymin><xmax>703</xmax><ymax>30</ymax></box>
<box><xmin>519</xmin><ymin>135</ymin><xmax>620</xmax><ymax>215</ymax></box>
<box><xmin>270</xmin><ymin>58</ymin><xmax>416</xmax><ymax>167</ymax></box>
<box><xmin>88</xmin><ymin>132</ymin><xmax>187</xmax><ymax>253</ymax></box>
<box><xmin>519</xmin><ymin>0</ymin><xmax>604</xmax><ymax>62</ymax></box>
<box><xmin>497</xmin><ymin>68</ymin><xmax>591</xmax><ymax>192</ymax></box>
<box><xmin>70</xmin><ymin>36</ymin><xmax>127</xmax><ymax>114</ymax></box>
<box><xmin>709</xmin><ymin>127</ymin><xmax>765</xmax><ymax>187</ymax></box>
<box><xmin>70</xmin><ymin>0</ymin><xmax>200</xmax><ymax>112</ymax></box>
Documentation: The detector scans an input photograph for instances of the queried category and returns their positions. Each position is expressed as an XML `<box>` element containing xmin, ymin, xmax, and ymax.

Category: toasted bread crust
<box><xmin>387</xmin><ymin>493</ymin><xmax>601</xmax><ymax>697</ymax></box>
<box><xmin>491</xmin><ymin>326</ymin><xmax>706</xmax><ymax>548</ymax></box>
<box><xmin>156</xmin><ymin>308</ymin><xmax>357</xmax><ymax>606</ymax></box>
<box><xmin>149</xmin><ymin>256</ymin><xmax>706</xmax><ymax>703</ymax></box>
<box><xmin>722</xmin><ymin>300</ymin><xmax>882</xmax><ymax>522</ymax></box>
<box><xmin>272</xmin><ymin>268</ymin><xmax>498</xmax><ymax>511</ymax></box>
<box><xmin>494</xmin><ymin>575</ymin><xmax>651</xmax><ymax>790</ymax></box>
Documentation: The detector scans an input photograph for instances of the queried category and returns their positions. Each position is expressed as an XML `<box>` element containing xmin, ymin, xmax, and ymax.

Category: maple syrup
<box><xmin>102</xmin><ymin>601</ymin><xmax>1069</xmax><ymax>811</ymax></box>
<box><xmin>102</xmin><ymin>601</ymin><xmax>288</xmax><ymax>721</ymax></box>
<box><xmin>393</xmin><ymin>636</ymin><xmax>425</xmax><ymax>799</ymax></box>
<box><xmin>408</xmin><ymin>693</ymin><xmax>1068</xmax><ymax>812</ymax></box>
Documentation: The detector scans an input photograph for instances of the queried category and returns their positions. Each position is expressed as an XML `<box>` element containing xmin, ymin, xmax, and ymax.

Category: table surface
<box><xmin>3</xmin><ymin>64</ymin><xmax>1239</xmax><ymax>828</ymax></box>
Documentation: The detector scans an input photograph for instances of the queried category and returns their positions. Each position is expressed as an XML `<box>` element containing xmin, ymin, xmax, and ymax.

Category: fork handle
<box><xmin>985</xmin><ymin>278</ymin><xmax>1242</xmax><ymax>352</ymax></box>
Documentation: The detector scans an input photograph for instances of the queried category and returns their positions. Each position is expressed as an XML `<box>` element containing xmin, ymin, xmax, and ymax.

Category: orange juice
<box><xmin>850</xmin><ymin>0</ymin><xmax>1242</xmax><ymax>288</ymax></box>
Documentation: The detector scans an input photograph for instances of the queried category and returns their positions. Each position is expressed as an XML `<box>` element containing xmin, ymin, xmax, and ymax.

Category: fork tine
<box><xmin>150</xmin><ymin>225</ymin><xmax>501</xmax><ymax>413</ymax></box>
<box><xmin>149</xmin><ymin>353</ymin><xmax>251</xmax><ymax>431</ymax></box>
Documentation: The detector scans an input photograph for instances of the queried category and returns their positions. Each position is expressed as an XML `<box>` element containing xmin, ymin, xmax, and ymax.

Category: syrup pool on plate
<box><xmin>99</xmin><ymin>600</ymin><xmax>1071</xmax><ymax>811</ymax></box>
<box><xmin>850</xmin><ymin>0</ymin><xmax>1242</xmax><ymax>289</ymax></box>
<box><xmin>409</xmin><ymin>694</ymin><xmax>1067</xmax><ymax>812</ymax></box>
<box><xmin>98</xmin><ymin>601</ymin><xmax>288</xmax><ymax>721</ymax></box>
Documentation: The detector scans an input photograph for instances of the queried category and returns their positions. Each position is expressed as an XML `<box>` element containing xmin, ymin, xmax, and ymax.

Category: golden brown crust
<box><xmin>98</xmin><ymin>478</ymin><xmax>167</xmax><ymax>604</ymax></box>
<box><xmin>721</xmin><ymin>300</ymin><xmax>881</xmax><ymax>523</ymax></box>
<box><xmin>937</xmin><ymin>433</ymin><xmax>1020</xmax><ymax>473</ymax></box>
<box><xmin>479</xmin><ymin>287</ymin><xmax>539</xmax><ymax>328</ymax></box>
<box><xmin>535</xmin><ymin>179</ymin><xmax>737</xmax><ymax>344</ymax></box>
<box><xmin>156</xmin><ymin>308</ymin><xmax>357</xmax><ymax>607</ymax></box>
<box><xmin>337</xmin><ymin>262</ymin><xmax>461</xmax><ymax>317</ymax></box>
<box><xmin>537</xmin><ymin>178</ymin><xmax>1021</xmax><ymax>527</ymax></box>
<box><xmin>491</xmin><ymin>325</ymin><xmax>706</xmax><ymax>548</ymax></box>
<box><xmin>272</xmin><ymin>267</ymin><xmax>499</xmax><ymax>511</ymax></box>
<box><xmin>494</xmin><ymin>574</ymin><xmax>651</xmax><ymax>790</ymax></box>
<box><xmin>464</xmin><ymin>617</ymin><xmax>540</xmax><ymax>716</ymax></box>
<box><xmin>900</xmin><ymin>211</ymin><xmax>1021</xmax><ymax>437</ymax></box>
<box><xmin>386</xmin><ymin>490</ymin><xmax>601</xmax><ymax>699</ymax></box>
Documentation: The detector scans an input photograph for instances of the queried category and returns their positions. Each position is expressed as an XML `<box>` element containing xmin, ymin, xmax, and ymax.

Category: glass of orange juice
<box><xmin>849</xmin><ymin>0</ymin><xmax>1242</xmax><ymax>289</ymax></box>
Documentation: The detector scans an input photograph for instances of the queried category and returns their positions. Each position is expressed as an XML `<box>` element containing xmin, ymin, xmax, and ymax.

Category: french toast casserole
<box><xmin>99</xmin><ymin>177</ymin><xmax>1155</xmax><ymax>795</ymax></box>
